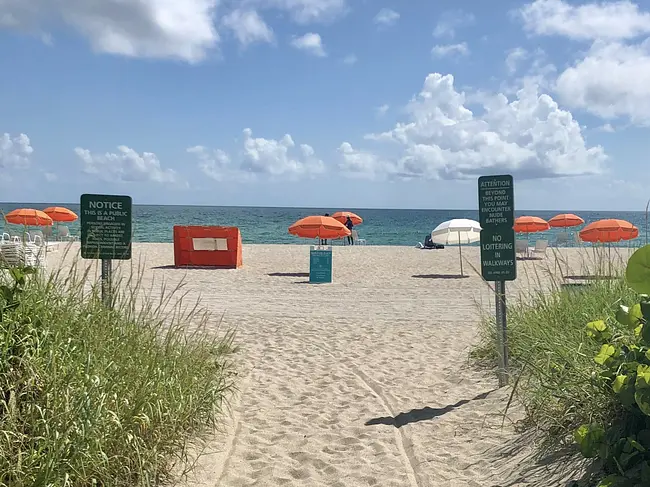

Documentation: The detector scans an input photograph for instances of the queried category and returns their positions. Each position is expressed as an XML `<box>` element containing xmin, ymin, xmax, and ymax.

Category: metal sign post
<box><xmin>101</xmin><ymin>259</ymin><xmax>112</xmax><ymax>307</ymax></box>
<box><xmin>80</xmin><ymin>194</ymin><xmax>133</xmax><ymax>309</ymax></box>
<box><xmin>478</xmin><ymin>175</ymin><xmax>516</xmax><ymax>387</ymax></box>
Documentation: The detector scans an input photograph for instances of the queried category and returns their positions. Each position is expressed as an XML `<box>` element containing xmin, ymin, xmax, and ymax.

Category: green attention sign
<box><xmin>80</xmin><ymin>194</ymin><xmax>133</xmax><ymax>260</ymax></box>
<box><xmin>478</xmin><ymin>175</ymin><xmax>516</xmax><ymax>281</ymax></box>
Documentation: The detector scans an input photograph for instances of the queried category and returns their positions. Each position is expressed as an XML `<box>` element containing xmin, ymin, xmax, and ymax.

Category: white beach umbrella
<box><xmin>431</xmin><ymin>219</ymin><xmax>482</xmax><ymax>276</ymax></box>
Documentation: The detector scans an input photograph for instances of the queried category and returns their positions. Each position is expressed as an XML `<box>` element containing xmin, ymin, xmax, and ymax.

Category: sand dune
<box><xmin>48</xmin><ymin>243</ymin><xmax>634</xmax><ymax>486</ymax></box>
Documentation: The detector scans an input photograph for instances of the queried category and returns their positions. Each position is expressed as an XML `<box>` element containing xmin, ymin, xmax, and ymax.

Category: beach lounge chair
<box><xmin>58</xmin><ymin>225</ymin><xmax>77</xmax><ymax>241</ymax></box>
<box><xmin>574</xmin><ymin>233</ymin><xmax>583</xmax><ymax>247</ymax></box>
<box><xmin>531</xmin><ymin>240</ymin><xmax>549</xmax><ymax>258</ymax></box>
<box><xmin>554</xmin><ymin>232</ymin><xmax>569</xmax><ymax>247</ymax></box>
<box><xmin>351</xmin><ymin>230</ymin><xmax>366</xmax><ymax>245</ymax></box>
<box><xmin>515</xmin><ymin>239</ymin><xmax>529</xmax><ymax>258</ymax></box>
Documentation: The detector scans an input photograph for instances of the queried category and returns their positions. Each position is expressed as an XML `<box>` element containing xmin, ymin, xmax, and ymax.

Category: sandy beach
<box><xmin>47</xmin><ymin>243</ymin><xmax>633</xmax><ymax>487</ymax></box>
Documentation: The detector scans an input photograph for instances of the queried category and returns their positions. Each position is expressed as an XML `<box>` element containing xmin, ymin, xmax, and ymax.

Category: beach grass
<box><xmin>472</xmin><ymin>248</ymin><xmax>638</xmax><ymax>448</ymax></box>
<box><xmin>0</xmin><ymin>255</ymin><xmax>236</xmax><ymax>486</ymax></box>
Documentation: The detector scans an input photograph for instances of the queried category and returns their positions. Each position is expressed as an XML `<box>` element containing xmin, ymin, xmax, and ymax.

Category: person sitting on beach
<box><xmin>345</xmin><ymin>216</ymin><xmax>354</xmax><ymax>245</ymax></box>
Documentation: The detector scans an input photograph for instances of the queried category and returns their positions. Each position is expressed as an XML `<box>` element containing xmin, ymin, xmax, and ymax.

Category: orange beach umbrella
<box><xmin>331</xmin><ymin>211</ymin><xmax>363</xmax><ymax>226</ymax></box>
<box><xmin>43</xmin><ymin>206</ymin><xmax>78</xmax><ymax>222</ymax></box>
<box><xmin>579</xmin><ymin>219</ymin><xmax>638</xmax><ymax>243</ymax></box>
<box><xmin>5</xmin><ymin>208</ymin><xmax>53</xmax><ymax>226</ymax></box>
<box><xmin>513</xmin><ymin>216</ymin><xmax>550</xmax><ymax>233</ymax></box>
<box><xmin>289</xmin><ymin>216</ymin><xmax>351</xmax><ymax>240</ymax></box>
<box><xmin>548</xmin><ymin>213</ymin><xmax>584</xmax><ymax>228</ymax></box>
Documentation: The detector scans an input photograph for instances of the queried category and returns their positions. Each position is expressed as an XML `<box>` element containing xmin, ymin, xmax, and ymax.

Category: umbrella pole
<box><xmin>458</xmin><ymin>232</ymin><xmax>463</xmax><ymax>277</ymax></box>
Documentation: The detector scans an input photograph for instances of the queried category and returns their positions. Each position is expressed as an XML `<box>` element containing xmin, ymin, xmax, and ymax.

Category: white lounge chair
<box><xmin>554</xmin><ymin>232</ymin><xmax>569</xmax><ymax>247</ymax></box>
<box><xmin>515</xmin><ymin>239</ymin><xmax>529</xmax><ymax>258</ymax></box>
<box><xmin>531</xmin><ymin>240</ymin><xmax>549</xmax><ymax>258</ymax></box>
<box><xmin>58</xmin><ymin>225</ymin><xmax>77</xmax><ymax>241</ymax></box>
<box><xmin>574</xmin><ymin>233</ymin><xmax>583</xmax><ymax>247</ymax></box>
<box><xmin>351</xmin><ymin>230</ymin><xmax>366</xmax><ymax>245</ymax></box>
<box><xmin>0</xmin><ymin>242</ymin><xmax>24</xmax><ymax>268</ymax></box>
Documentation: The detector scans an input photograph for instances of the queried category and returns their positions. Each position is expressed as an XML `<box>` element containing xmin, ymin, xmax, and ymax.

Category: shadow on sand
<box><xmin>364</xmin><ymin>390</ymin><xmax>494</xmax><ymax>428</ymax></box>
<box><xmin>268</xmin><ymin>272</ymin><xmax>310</xmax><ymax>278</ymax></box>
<box><xmin>151</xmin><ymin>265</ymin><xmax>237</xmax><ymax>270</ymax></box>
<box><xmin>412</xmin><ymin>274</ymin><xmax>469</xmax><ymax>280</ymax></box>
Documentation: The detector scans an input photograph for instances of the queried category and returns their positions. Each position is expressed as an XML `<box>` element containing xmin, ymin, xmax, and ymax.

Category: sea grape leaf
<box><xmin>637</xmin><ymin>365</ymin><xmax>650</xmax><ymax>389</ymax></box>
<box><xmin>587</xmin><ymin>319</ymin><xmax>612</xmax><ymax>340</ymax></box>
<box><xmin>627</xmin><ymin>245</ymin><xmax>650</xmax><ymax>295</ymax></box>
<box><xmin>613</xmin><ymin>374</ymin><xmax>637</xmax><ymax>406</ymax></box>
<box><xmin>636</xmin><ymin>388</ymin><xmax>650</xmax><ymax>416</ymax></box>
<box><xmin>616</xmin><ymin>306</ymin><xmax>644</xmax><ymax>330</ymax></box>
<box><xmin>575</xmin><ymin>424</ymin><xmax>605</xmax><ymax>458</ymax></box>
<box><xmin>613</xmin><ymin>374</ymin><xmax>629</xmax><ymax>393</ymax></box>
<box><xmin>595</xmin><ymin>344</ymin><xmax>616</xmax><ymax>365</ymax></box>
<box><xmin>642</xmin><ymin>323</ymin><xmax>650</xmax><ymax>346</ymax></box>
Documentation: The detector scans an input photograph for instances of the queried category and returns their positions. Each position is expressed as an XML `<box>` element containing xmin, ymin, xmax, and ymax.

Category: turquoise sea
<box><xmin>1</xmin><ymin>203</ymin><xmax>648</xmax><ymax>247</ymax></box>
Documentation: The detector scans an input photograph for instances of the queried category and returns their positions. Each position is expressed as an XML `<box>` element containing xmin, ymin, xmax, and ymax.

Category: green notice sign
<box><xmin>80</xmin><ymin>194</ymin><xmax>132</xmax><ymax>260</ymax></box>
<box><xmin>479</xmin><ymin>175</ymin><xmax>516</xmax><ymax>281</ymax></box>
<box><xmin>309</xmin><ymin>247</ymin><xmax>332</xmax><ymax>284</ymax></box>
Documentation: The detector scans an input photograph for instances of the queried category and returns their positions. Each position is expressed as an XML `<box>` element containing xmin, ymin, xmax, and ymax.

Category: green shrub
<box><xmin>573</xmin><ymin>245</ymin><xmax>650</xmax><ymax>486</ymax></box>
<box><xmin>472</xmin><ymin>266</ymin><xmax>637</xmax><ymax>444</ymax></box>
<box><xmin>0</xmin><ymin>260</ymin><xmax>236</xmax><ymax>486</ymax></box>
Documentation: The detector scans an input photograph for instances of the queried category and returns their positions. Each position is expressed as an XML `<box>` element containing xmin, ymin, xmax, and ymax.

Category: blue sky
<box><xmin>1</xmin><ymin>0</ymin><xmax>650</xmax><ymax>210</ymax></box>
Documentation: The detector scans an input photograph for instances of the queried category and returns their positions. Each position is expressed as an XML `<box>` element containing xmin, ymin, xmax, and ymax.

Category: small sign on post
<box><xmin>478</xmin><ymin>175</ymin><xmax>516</xmax><ymax>387</ymax></box>
<box><xmin>309</xmin><ymin>246</ymin><xmax>333</xmax><ymax>284</ymax></box>
<box><xmin>80</xmin><ymin>194</ymin><xmax>133</xmax><ymax>307</ymax></box>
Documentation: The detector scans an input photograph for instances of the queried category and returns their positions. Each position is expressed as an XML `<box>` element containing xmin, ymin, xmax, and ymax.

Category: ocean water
<box><xmin>1</xmin><ymin>203</ymin><xmax>648</xmax><ymax>247</ymax></box>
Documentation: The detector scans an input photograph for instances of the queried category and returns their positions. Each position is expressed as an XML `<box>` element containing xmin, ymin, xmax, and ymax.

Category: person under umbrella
<box><xmin>345</xmin><ymin>216</ymin><xmax>354</xmax><ymax>245</ymax></box>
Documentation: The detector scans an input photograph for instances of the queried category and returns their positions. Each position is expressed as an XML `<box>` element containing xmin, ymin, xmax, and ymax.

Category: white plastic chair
<box><xmin>531</xmin><ymin>240</ymin><xmax>549</xmax><ymax>258</ymax></box>
<box><xmin>555</xmin><ymin>232</ymin><xmax>569</xmax><ymax>247</ymax></box>
<box><xmin>351</xmin><ymin>230</ymin><xmax>366</xmax><ymax>245</ymax></box>
<box><xmin>58</xmin><ymin>225</ymin><xmax>76</xmax><ymax>241</ymax></box>
<box><xmin>515</xmin><ymin>239</ymin><xmax>529</xmax><ymax>258</ymax></box>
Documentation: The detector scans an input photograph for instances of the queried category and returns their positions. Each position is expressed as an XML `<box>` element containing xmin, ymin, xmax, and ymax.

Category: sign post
<box><xmin>80</xmin><ymin>194</ymin><xmax>133</xmax><ymax>308</ymax></box>
<box><xmin>478</xmin><ymin>175</ymin><xmax>516</xmax><ymax>387</ymax></box>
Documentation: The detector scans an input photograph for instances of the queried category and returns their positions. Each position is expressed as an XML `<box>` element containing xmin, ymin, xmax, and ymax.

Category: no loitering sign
<box><xmin>479</xmin><ymin>175</ymin><xmax>516</xmax><ymax>281</ymax></box>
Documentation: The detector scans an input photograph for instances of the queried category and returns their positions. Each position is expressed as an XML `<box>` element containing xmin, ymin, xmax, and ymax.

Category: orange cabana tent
<box><xmin>289</xmin><ymin>216</ymin><xmax>351</xmax><ymax>240</ymax></box>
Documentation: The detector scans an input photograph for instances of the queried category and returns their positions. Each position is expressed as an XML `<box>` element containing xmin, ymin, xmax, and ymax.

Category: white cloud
<box><xmin>338</xmin><ymin>143</ymin><xmax>394</xmax><ymax>180</ymax></box>
<box><xmin>348</xmin><ymin>73</ymin><xmax>606</xmax><ymax>181</ymax></box>
<box><xmin>290</xmin><ymin>32</ymin><xmax>326</xmax><ymax>56</ymax></box>
<box><xmin>222</xmin><ymin>9</ymin><xmax>274</xmax><ymax>47</ymax></box>
<box><xmin>0</xmin><ymin>133</ymin><xmax>33</xmax><ymax>171</ymax></box>
<box><xmin>597</xmin><ymin>123</ymin><xmax>616</xmax><ymax>132</ymax></box>
<box><xmin>505</xmin><ymin>47</ymin><xmax>528</xmax><ymax>74</ymax></box>
<box><xmin>518</xmin><ymin>1</ymin><xmax>650</xmax><ymax>124</ymax></box>
<box><xmin>189</xmin><ymin>128</ymin><xmax>324</xmax><ymax>180</ymax></box>
<box><xmin>74</xmin><ymin>146</ymin><xmax>178</xmax><ymax>183</ymax></box>
<box><xmin>342</xmin><ymin>53</ymin><xmax>357</xmax><ymax>65</ymax></box>
<box><xmin>0</xmin><ymin>0</ymin><xmax>220</xmax><ymax>63</ymax></box>
<box><xmin>432</xmin><ymin>42</ymin><xmax>469</xmax><ymax>58</ymax></box>
<box><xmin>262</xmin><ymin>0</ymin><xmax>347</xmax><ymax>24</ymax></box>
<box><xmin>374</xmin><ymin>8</ymin><xmax>399</xmax><ymax>26</ymax></box>
<box><xmin>433</xmin><ymin>10</ymin><xmax>475</xmax><ymax>38</ymax></box>
<box><xmin>555</xmin><ymin>41</ymin><xmax>650</xmax><ymax>123</ymax></box>
<box><xmin>519</xmin><ymin>0</ymin><xmax>650</xmax><ymax>41</ymax></box>
<box><xmin>376</xmin><ymin>104</ymin><xmax>390</xmax><ymax>116</ymax></box>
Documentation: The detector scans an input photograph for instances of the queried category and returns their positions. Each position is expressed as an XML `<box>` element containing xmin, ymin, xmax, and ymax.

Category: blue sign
<box><xmin>310</xmin><ymin>247</ymin><xmax>332</xmax><ymax>284</ymax></box>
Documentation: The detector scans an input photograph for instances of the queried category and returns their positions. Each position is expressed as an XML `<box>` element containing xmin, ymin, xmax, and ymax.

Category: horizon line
<box><xmin>0</xmin><ymin>201</ymin><xmax>648</xmax><ymax>213</ymax></box>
